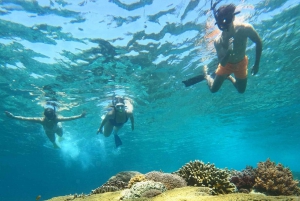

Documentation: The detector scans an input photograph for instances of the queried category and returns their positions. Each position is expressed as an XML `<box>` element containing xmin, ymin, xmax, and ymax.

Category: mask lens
<box><xmin>45</xmin><ymin>110</ymin><xmax>55</xmax><ymax>119</ymax></box>
<box><xmin>216</xmin><ymin>13</ymin><xmax>233</xmax><ymax>30</ymax></box>
<box><xmin>116</xmin><ymin>105</ymin><xmax>125</xmax><ymax>111</ymax></box>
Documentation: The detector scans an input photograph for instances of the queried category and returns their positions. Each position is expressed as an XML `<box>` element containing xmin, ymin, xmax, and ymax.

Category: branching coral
<box><xmin>253</xmin><ymin>158</ymin><xmax>300</xmax><ymax>196</ymax></box>
<box><xmin>230</xmin><ymin>166</ymin><xmax>256</xmax><ymax>193</ymax></box>
<box><xmin>145</xmin><ymin>171</ymin><xmax>187</xmax><ymax>190</ymax></box>
<box><xmin>128</xmin><ymin>174</ymin><xmax>146</xmax><ymax>188</ymax></box>
<box><xmin>173</xmin><ymin>160</ymin><xmax>236</xmax><ymax>195</ymax></box>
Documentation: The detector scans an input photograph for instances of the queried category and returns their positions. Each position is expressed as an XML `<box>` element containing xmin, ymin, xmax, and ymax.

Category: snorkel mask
<box><xmin>211</xmin><ymin>0</ymin><xmax>240</xmax><ymax>31</ymax></box>
<box><xmin>112</xmin><ymin>96</ymin><xmax>126</xmax><ymax>113</ymax></box>
<box><xmin>115</xmin><ymin>103</ymin><xmax>125</xmax><ymax>113</ymax></box>
<box><xmin>43</xmin><ymin>101</ymin><xmax>58</xmax><ymax>119</ymax></box>
<box><xmin>44</xmin><ymin>107</ymin><xmax>55</xmax><ymax>119</ymax></box>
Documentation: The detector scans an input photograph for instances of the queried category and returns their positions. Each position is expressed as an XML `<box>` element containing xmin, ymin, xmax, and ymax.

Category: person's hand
<box><xmin>81</xmin><ymin>111</ymin><xmax>86</xmax><ymax>118</ymax></box>
<box><xmin>251</xmin><ymin>64</ymin><xmax>259</xmax><ymax>75</ymax></box>
<box><xmin>96</xmin><ymin>128</ymin><xmax>103</xmax><ymax>135</ymax></box>
<box><xmin>228</xmin><ymin>37</ymin><xmax>234</xmax><ymax>52</ymax></box>
<box><xmin>227</xmin><ymin>37</ymin><xmax>234</xmax><ymax>56</ymax></box>
<box><xmin>5</xmin><ymin>111</ymin><xmax>13</xmax><ymax>118</ymax></box>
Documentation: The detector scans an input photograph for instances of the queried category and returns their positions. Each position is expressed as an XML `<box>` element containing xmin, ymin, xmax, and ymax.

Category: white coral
<box><xmin>121</xmin><ymin>181</ymin><xmax>166</xmax><ymax>200</ymax></box>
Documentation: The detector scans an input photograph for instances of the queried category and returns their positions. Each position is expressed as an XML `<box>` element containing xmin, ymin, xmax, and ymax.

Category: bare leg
<box><xmin>227</xmin><ymin>76</ymin><xmax>247</xmax><ymax>93</ymax></box>
<box><xmin>113</xmin><ymin>125</ymin><xmax>123</xmax><ymax>135</ymax></box>
<box><xmin>56</xmin><ymin>122</ymin><xmax>63</xmax><ymax>137</ymax></box>
<box><xmin>45</xmin><ymin>131</ymin><xmax>60</xmax><ymax>148</ymax></box>
<box><xmin>103</xmin><ymin>122</ymin><xmax>114</xmax><ymax>137</ymax></box>
<box><xmin>203</xmin><ymin>65</ymin><xmax>228</xmax><ymax>93</ymax></box>
<box><xmin>113</xmin><ymin>126</ymin><xmax>123</xmax><ymax>148</ymax></box>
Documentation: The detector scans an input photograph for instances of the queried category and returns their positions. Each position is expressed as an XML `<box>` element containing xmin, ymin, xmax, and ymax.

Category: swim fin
<box><xmin>182</xmin><ymin>75</ymin><xmax>205</xmax><ymax>87</ymax></box>
<box><xmin>114</xmin><ymin>134</ymin><xmax>122</xmax><ymax>148</ymax></box>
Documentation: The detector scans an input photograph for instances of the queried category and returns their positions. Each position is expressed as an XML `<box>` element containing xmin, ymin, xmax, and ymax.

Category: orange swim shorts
<box><xmin>215</xmin><ymin>56</ymin><xmax>248</xmax><ymax>79</ymax></box>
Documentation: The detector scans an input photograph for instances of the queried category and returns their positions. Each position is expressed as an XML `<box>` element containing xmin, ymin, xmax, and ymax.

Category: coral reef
<box><xmin>91</xmin><ymin>171</ymin><xmax>141</xmax><ymax>194</ymax></box>
<box><xmin>253</xmin><ymin>158</ymin><xmax>300</xmax><ymax>196</ymax></box>
<box><xmin>230</xmin><ymin>166</ymin><xmax>256</xmax><ymax>193</ymax></box>
<box><xmin>64</xmin><ymin>193</ymin><xmax>86</xmax><ymax>200</ymax></box>
<box><xmin>140</xmin><ymin>189</ymin><xmax>163</xmax><ymax>198</ymax></box>
<box><xmin>173</xmin><ymin>160</ymin><xmax>236</xmax><ymax>195</ymax></box>
<box><xmin>196</xmin><ymin>187</ymin><xmax>213</xmax><ymax>196</ymax></box>
<box><xmin>128</xmin><ymin>174</ymin><xmax>146</xmax><ymax>188</ymax></box>
<box><xmin>120</xmin><ymin>181</ymin><xmax>167</xmax><ymax>200</ymax></box>
<box><xmin>145</xmin><ymin>171</ymin><xmax>187</xmax><ymax>190</ymax></box>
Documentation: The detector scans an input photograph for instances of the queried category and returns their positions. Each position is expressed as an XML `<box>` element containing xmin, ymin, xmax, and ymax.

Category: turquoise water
<box><xmin>0</xmin><ymin>0</ymin><xmax>299</xmax><ymax>200</ymax></box>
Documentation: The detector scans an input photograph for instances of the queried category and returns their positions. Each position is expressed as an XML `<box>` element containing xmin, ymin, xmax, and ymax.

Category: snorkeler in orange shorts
<box><xmin>203</xmin><ymin>2</ymin><xmax>262</xmax><ymax>93</ymax></box>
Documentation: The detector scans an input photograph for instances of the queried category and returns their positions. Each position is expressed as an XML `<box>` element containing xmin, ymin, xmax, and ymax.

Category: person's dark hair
<box><xmin>216</xmin><ymin>4</ymin><xmax>236</xmax><ymax>19</ymax></box>
<box><xmin>214</xmin><ymin>4</ymin><xmax>238</xmax><ymax>31</ymax></box>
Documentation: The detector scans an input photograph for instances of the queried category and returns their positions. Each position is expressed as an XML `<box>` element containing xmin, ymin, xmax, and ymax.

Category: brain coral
<box><xmin>253</xmin><ymin>158</ymin><xmax>300</xmax><ymax>196</ymax></box>
<box><xmin>140</xmin><ymin>189</ymin><xmax>163</xmax><ymax>198</ymax></box>
<box><xmin>91</xmin><ymin>171</ymin><xmax>141</xmax><ymax>194</ymax></box>
<box><xmin>173</xmin><ymin>160</ymin><xmax>236</xmax><ymax>195</ymax></box>
<box><xmin>120</xmin><ymin>181</ymin><xmax>167</xmax><ymax>200</ymax></box>
<box><xmin>145</xmin><ymin>171</ymin><xmax>187</xmax><ymax>190</ymax></box>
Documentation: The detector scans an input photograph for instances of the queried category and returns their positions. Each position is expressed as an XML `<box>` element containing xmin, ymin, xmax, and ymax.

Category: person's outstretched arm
<box><xmin>97</xmin><ymin>115</ymin><xmax>108</xmax><ymax>134</ymax></box>
<box><xmin>5</xmin><ymin>111</ymin><xmax>42</xmax><ymax>123</ymax></box>
<box><xmin>57</xmin><ymin>111</ymin><xmax>86</xmax><ymax>122</ymax></box>
<box><xmin>247</xmin><ymin>24</ymin><xmax>262</xmax><ymax>75</ymax></box>
<box><xmin>130</xmin><ymin>115</ymin><xmax>134</xmax><ymax>131</ymax></box>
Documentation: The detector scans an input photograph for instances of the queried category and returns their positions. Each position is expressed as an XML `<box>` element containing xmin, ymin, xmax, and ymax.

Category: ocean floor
<box><xmin>46</xmin><ymin>187</ymin><xmax>300</xmax><ymax>201</ymax></box>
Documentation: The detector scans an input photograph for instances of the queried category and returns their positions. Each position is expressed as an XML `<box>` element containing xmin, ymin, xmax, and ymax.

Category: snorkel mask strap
<box><xmin>46</xmin><ymin>101</ymin><xmax>57</xmax><ymax>113</ymax></box>
<box><xmin>112</xmin><ymin>94</ymin><xmax>125</xmax><ymax>107</ymax></box>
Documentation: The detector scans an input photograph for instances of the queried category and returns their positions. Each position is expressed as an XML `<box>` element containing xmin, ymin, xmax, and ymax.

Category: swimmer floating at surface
<box><xmin>97</xmin><ymin>96</ymin><xmax>134</xmax><ymax>148</ymax></box>
<box><xmin>5</xmin><ymin>101</ymin><xmax>86</xmax><ymax>149</ymax></box>
<box><xmin>183</xmin><ymin>1</ymin><xmax>262</xmax><ymax>93</ymax></box>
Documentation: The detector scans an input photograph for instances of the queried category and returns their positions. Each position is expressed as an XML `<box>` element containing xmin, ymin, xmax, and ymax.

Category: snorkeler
<box><xmin>183</xmin><ymin>1</ymin><xmax>262</xmax><ymax>93</ymax></box>
<box><xmin>5</xmin><ymin>101</ymin><xmax>86</xmax><ymax>149</ymax></box>
<box><xmin>205</xmin><ymin>2</ymin><xmax>262</xmax><ymax>93</ymax></box>
<box><xmin>96</xmin><ymin>96</ymin><xmax>134</xmax><ymax>148</ymax></box>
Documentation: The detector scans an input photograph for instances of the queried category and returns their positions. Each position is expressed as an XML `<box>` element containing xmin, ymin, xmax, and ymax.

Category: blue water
<box><xmin>0</xmin><ymin>0</ymin><xmax>300</xmax><ymax>200</ymax></box>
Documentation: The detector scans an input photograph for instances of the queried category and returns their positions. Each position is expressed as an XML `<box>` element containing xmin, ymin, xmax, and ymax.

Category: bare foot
<box><xmin>203</xmin><ymin>65</ymin><xmax>213</xmax><ymax>87</ymax></box>
<box><xmin>203</xmin><ymin>65</ymin><xmax>208</xmax><ymax>78</ymax></box>
<box><xmin>227</xmin><ymin>75</ymin><xmax>236</xmax><ymax>84</ymax></box>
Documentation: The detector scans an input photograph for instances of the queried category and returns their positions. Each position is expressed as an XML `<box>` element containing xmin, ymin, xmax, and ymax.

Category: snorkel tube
<box><xmin>211</xmin><ymin>0</ymin><xmax>222</xmax><ymax>21</ymax></box>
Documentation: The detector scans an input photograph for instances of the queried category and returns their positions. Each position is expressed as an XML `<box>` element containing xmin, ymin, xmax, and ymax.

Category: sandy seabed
<box><xmin>46</xmin><ymin>187</ymin><xmax>300</xmax><ymax>201</ymax></box>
